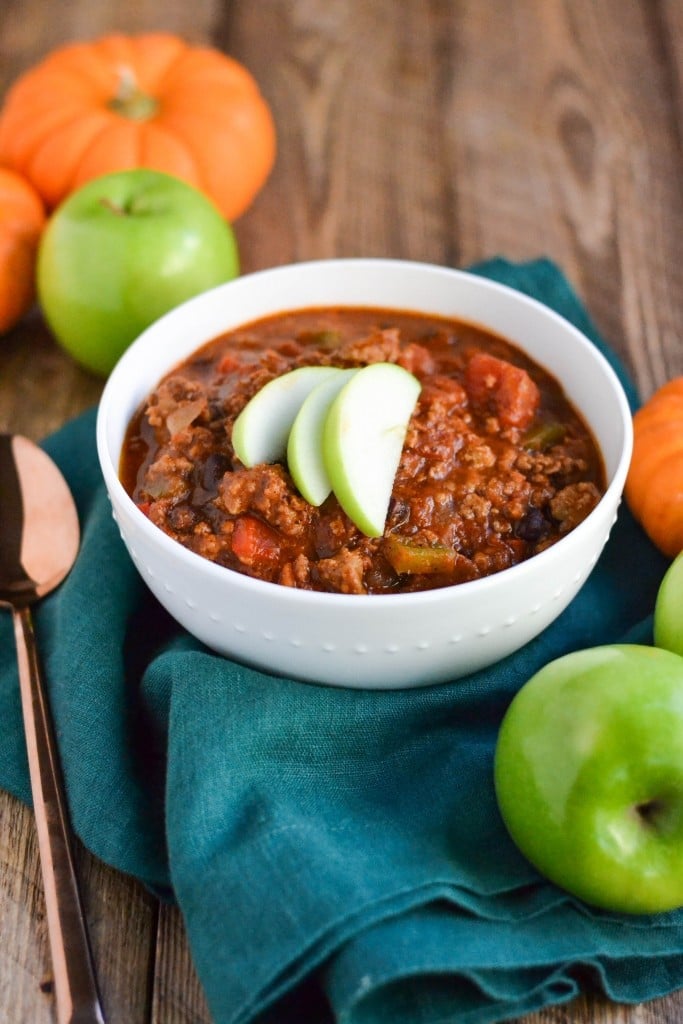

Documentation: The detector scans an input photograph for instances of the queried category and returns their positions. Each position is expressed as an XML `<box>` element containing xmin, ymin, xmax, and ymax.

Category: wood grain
<box><xmin>1</xmin><ymin>0</ymin><xmax>682</xmax><ymax>1022</ymax></box>
<box><xmin>150</xmin><ymin>906</ymin><xmax>212</xmax><ymax>1024</ymax></box>
<box><xmin>0</xmin><ymin>796</ymin><xmax>52</xmax><ymax>1022</ymax></box>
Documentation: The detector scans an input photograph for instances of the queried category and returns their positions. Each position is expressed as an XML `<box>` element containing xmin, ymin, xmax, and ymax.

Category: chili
<box><xmin>120</xmin><ymin>307</ymin><xmax>606</xmax><ymax>595</ymax></box>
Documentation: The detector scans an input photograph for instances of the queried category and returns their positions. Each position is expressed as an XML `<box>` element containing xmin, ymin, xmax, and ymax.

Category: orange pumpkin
<box><xmin>625</xmin><ymin>377</ymin><xmax>683</xmax><ymax>557</ymax></box>
<box><xmin>0</xmin><ymin>33</ymin><xmax>276</xmax><ymax>222</ymax></box>
<box><xmin>0</xmin><ymin>168</ymin><xmax>45</xmax><ymax>334</ymax></box>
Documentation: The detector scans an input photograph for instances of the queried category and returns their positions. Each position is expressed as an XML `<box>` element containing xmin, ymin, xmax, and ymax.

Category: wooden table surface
<box><xmin>1</xmin><ymin>1</ymin><xmax>682</xmax><ymax>1022</ymax></box>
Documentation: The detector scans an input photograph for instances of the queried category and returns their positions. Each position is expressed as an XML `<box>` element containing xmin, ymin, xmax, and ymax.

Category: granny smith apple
<box><xmin>232</xmin><ymin>365</ymin><xmax>340</xmax><ymax>468</ymax></box>
<box><xmin>287</xmin><ymin>368</ymin><xmax>358</xmax><ymax>505</ymax></box>
<box><xmin>37</xmin><ymin>168</ymin><xmax>239</xmax><ymax>376</ymax></box>
<box><xmin>232</xmin><ymin>360</ymin><xmax>420</xmax><ymax>535</ymax></box>
<box><xmin>323</xmin><ymin>362</ymin><xmax>421</xmax><ymax>537</ymax></box>
<box><xmin>654</xmin><ymin>551</ymin><xmax>683</xmax><ymax>657</ymax></box>
<box><xmin>494</xmin><ymin>644</ymin><xmax>683</xmax><ymax>914</ymax></box>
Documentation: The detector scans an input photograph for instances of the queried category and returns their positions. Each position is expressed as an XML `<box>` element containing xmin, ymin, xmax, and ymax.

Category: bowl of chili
<box><xmin>96</xmin><ymin>259</ymin><xmax>633</xmax><ymax>688</ymax></box>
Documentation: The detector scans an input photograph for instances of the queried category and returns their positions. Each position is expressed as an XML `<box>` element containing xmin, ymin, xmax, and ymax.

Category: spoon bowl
<box><xmin>0</xmin><ymin>434</ymin><xmax>79</xmax><ymax>603</ymax></box>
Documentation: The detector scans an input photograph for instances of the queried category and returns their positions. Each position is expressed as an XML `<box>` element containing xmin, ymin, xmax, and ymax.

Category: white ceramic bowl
<box><xmin>96</xmin><ymin>259</ymin><xmax>633</xmax><ymax>689</ymax></box>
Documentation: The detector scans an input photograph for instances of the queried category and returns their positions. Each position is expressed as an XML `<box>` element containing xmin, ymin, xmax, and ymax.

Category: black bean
<box><xmin>515</xmin><ymin>507</ymin><xmax>550</xmax><ymax>542</ymax></box>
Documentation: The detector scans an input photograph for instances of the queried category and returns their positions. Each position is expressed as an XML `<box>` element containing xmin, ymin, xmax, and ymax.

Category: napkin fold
<box><xmin>1</xmin><ymin>258</ymin><xmax>681</xmax><ymax>1024</ymax></box>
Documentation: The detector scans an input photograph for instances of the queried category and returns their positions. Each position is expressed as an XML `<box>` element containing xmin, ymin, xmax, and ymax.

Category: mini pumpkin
<box><xmin>0</xmin><ymin>167</ymin><xmax>45</xmax><ymax>334</ymax></box>
<box><xmin>625</xmin><ymin>377</ymin><xmax>683</xmax><ymax>557</ymax></box>
<box><xmin>0</xmin><ymin>33</ymin><xmax>276</xmax><ymax>222</ymax></box>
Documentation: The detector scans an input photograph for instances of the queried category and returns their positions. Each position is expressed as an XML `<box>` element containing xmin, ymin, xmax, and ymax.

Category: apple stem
<box><xmin>98</xmin><ymin>196</ymin><xmax>127</xmax><ymax>216</ymax></box>
<box><xmin>108</xmin><ymin>66</ymin><xmax>159</xmax><ymax>121</ymax></box>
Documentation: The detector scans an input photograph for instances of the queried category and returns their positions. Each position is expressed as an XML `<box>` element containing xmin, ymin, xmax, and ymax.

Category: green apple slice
<box><xmin>323</xmin><ymin>362</ymin><xmax>421</xmax><ymax>537</ymax></box>
<box><xmin>287</xmin><ymin>368</ymin><xmax>359</xmax><ymax>505</ymax></box>
<box><xmin>232</xmin><ymin>365</ymin><xmax>340</xmax><ymax>467</ymax></box>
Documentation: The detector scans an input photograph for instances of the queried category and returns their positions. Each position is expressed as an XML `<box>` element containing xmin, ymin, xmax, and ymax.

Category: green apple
<box><xmin>232</xmin><ymin>365</ymin><xmax>340</xmax><ymax>468</ymax></box>
<box><xmin>37</xmin><ymin>168</ymin><xmax>240</xmax><ymax>376</ymax></box>
<box><xmin>494</xmin><ymin>644</ymin><xmax>683</xmax><ymax>914</ymax></box>
<box><xmin>323</xmin><ymin>362</ymin><xmax>421</xmax><ymax>537</ymax></box>
<box><xmin>287</xmin><ymin>368</ymin><xmax>358</xmax><ymax>505</ymax></box>
<box><xmin>654</xmin><ymin>551</ymin><xmax>683</xmax><ymax>657</ymax></box>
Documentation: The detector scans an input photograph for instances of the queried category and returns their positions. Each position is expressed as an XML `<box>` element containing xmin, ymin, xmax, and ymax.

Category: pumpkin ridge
<box><xmin>157</xmin><ymin>62</ymin><xmax>264</xmax><ymax>102</ymax></box>
<box><xmin>137</xmin><ymin>122</ymin><xmax>203</xmax><ymax>188</ymax></box>
<box><xmin>102</xmin><ymin>32</ymin><xmax>187</xmax><ymax>92</ymax></box>
<box><xmin>160</xmin><ymin>108</ymin><xmax>274</xmax><ymax>220</ymax></box>
<box><xmin>90</xmin><ymin>34</ymin><xmax>167</xmax><ymax>94</ymax></box>
<box><xmin>98</xmin><ymin>34</ymin><xmax>188</xmax><ymax>121</ymax></box>
<box><xmin>139</xmin><ymin>41</ymin><xmax>195</xmax><ymax>99</ymax></box>
<box><xmin>147</xmin><ymin>116</ymin><xmax>216</xmax><ymax>207</ymax></box>
<box><xmin>0</xmin><ymin>95</ymin><xmax>103</xmax><ymax>169</ymax></box>
<box><xmin>69</xmin><ymin>119</ymin><xmax>145</xmax><ymax>190</ymax></box>
<box><xmin>1</xmin><ymin>69</ymin><xmax>109</xmax><ymax>106</ymax></box>
<box><xmin>39</xmin><ymin>47</ymin><xmax>129</xmax><ymax>95</ymax></box>
<box><xmin>26</xmin><ymin>113</ymin><xmax>118</xmax><ymax>208</ymax></box>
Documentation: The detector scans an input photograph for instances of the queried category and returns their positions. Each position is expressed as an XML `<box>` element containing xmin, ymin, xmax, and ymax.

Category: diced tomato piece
<box><xmin>137</xmin><ymin>501</ymin><xmax>151</xmax><ymax>517</ymax></box>
<box><xmin>231</xmin><ymin>515</ymin><xmax>282</xmax><ymax>567</ymax></box>
<box><xmin>465</xmin><ymin>352</ymin><xmax>540</xmax><ymax>429</ymax></box>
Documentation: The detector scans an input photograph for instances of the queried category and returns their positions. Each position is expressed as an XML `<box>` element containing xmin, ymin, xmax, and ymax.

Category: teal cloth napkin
<box><xmin>1</xmin><ymin>258</ymin><xmax>681</xmax><ymax>1024</ymax></box>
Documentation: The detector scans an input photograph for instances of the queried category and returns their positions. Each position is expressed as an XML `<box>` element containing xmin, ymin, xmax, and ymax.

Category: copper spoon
<box><xmin>0</xmin><ymin>434</ymin><xmax>105</xmax><ymax>1024</ymax></box>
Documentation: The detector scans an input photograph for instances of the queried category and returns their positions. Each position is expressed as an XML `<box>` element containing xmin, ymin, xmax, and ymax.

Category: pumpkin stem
<box><xmin>108</xmin><ymin>66</ymin><xmax>159</xmax><ymax>122</ymax></box>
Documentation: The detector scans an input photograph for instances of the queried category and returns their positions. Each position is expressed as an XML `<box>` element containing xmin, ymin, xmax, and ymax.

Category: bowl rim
<box><xmin>96</xmin><ymin>257</ymin><xmax>634</xmax><ymax>609</ymax></box>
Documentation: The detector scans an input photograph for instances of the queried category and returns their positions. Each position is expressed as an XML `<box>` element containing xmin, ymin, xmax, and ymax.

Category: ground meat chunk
<box><xmin>420</xmin><ymin>376</ymin><xmax>468</xmax><ymax>420</ymax></box>
<box><xmin>339</xmin><ymin>327</ymin><xmax>401</xmax><ymax>364</ymax></box>
<box><xmin>458</xmin><ymin>492</ymin><xmax>492</xmax><ymax>521</ymax></box>
<box><xmin>550</xmin><ymin>482</ymin><xmax>601</xmax><ymax>532</ymax></box>
<box><xmin>516</xmin><ymin>448</ymin><xmax>588</xmax><ymax>480</ymax></box>
<box><xmin>397</xmin><ymin>342</ymin><xmax>437</xmax><ymax>377</ymax></box>
<box><xmin>399</xmin><ymin>392</ymin><xmax>469</xmax><ymax>484</ymax></box>
<box><xmin>460</xmin><ymin>439</ymin><xmax>496</xmax><ymax>469</ymax></box>
<box><xmin>141</xmin><ymin>452</ymin><xmax>193</xmax><ymax>501</ymax></box>
<box><xmin>217</xmin><ymin>464</ymin><xmax>313</xmax><ymax>537</ymax></box>
<box><xmin>194</xmin><ymin>532</ymin><xmax>229</xmax><ymax>563</ymax></box>
<box><xmin>315</xmin><ymin>548</ymin><xmax>367</xmax><ymax>594</ymax></box>
<box><xmin>146</xmin><ymin>376</ymin><xmax>208</xmax><ymax>437</ymax></box>
<box><xmin>279</xmin><ymin>554</ymin><xmax>312</xmax><ymax>588</ymax></box>
<box><xmin>472</xmin><ymin>543</ymin><xmax>514</xmax><ymax>575</ymax></box>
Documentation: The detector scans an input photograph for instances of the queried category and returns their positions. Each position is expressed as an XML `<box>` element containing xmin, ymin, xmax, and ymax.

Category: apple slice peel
<box><xmin>232</xmin><ymin>365</ymin><xmax>341</xmax><ymax>468</ymax></box>
<box><xmin>287</xmin><ymin>368</ymin><xmax>359</xmax><ymax>506</ymax></box>
<box><xmin>323</xmin><ymin>362</ymin><xmax>421</xmax><ymax>537</ymax></box>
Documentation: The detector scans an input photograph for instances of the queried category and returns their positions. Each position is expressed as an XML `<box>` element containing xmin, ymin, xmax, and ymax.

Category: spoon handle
<box><xmin>13</xmin><ymin>605</ymin><xmax>106</xmax><ymax>1024</ymax></box>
